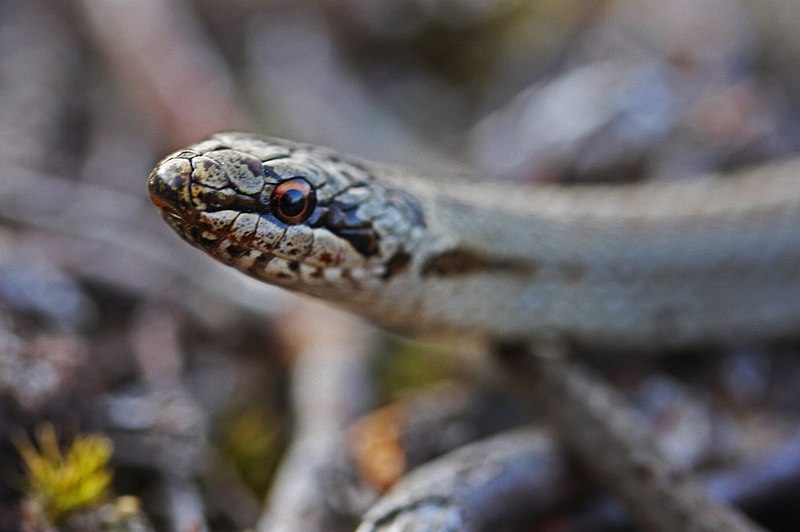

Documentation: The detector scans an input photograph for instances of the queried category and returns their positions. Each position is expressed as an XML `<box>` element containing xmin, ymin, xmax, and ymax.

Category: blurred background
<box><xmin>2</xmin><ymin>0</ymin><xmax>800</xmax><ymax>530</ymax></box>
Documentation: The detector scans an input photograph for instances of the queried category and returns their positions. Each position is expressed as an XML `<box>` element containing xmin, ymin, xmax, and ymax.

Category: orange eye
<box><xmin>271</xmin><ymin>177</ymin><xmax>316</xmax><ymax>224</ymax></box>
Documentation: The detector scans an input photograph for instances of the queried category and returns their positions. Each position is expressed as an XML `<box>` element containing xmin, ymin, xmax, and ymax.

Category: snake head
<box><xmin>148</xmin><ymin>133</ymin><xmax>425</xmax><ymax>290</ymax></box>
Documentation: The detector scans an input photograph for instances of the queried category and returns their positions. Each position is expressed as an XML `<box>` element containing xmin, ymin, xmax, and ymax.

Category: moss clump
<box><xmin>15</xmin><ymin>424</ymin><xmax>114</xmax><ymax>524</ymax></box>
<box><xmin>218</xmin><ymin>407</ymin><xmax>284</xmax><ymax>497</ymax></box>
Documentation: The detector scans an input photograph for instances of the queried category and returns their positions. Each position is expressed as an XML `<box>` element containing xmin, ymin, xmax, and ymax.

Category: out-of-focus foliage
<box><xmin>215</xmin><ymin>406</ymin><xmax>286</xmax><ymax>498</ymax></box>
<box><xmin>374</xmin><ymin>342</ymin><xmax>461</xmax><ymax>402</ymax></box>
<box><xmin>15</xmin><ymin>424</ymin><xmax>113</xmax><ymax>524</ymax></box>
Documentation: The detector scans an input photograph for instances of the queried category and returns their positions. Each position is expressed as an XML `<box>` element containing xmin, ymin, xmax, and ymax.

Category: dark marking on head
<box><xmin>338</xmin><ymin>228</ymin><xmax>378</xmax><ymax>256</ymax></box>
<box><xmin>314</xmin><ymin>201</ymin><xmax>365</xmax><ymax>229</ymax></box>
<box><xmin>382</xmin><ymin>251</ymin><xmax>411</xmax><ymax>279</ymax></box>
<box><xmin>192</xmin><ymin>185</ymin><xmax>263</xmax><ymax>214</ymax></box>
<box><xmin>421</xmin><ymin>249</ymin><xmax>537</xmax><ymax>277</ymax></box>
<box><xmin>188</xmin><ymin>227</ymin><xmax>216</xmax><ymax>248</ymax></box>
<box><xmin>309</xmin><ymin>200</ymin><xmax>380</xmax><ymax>258</ymax></box>
<box><xmin>226</xmin><ymin>245</ymin><xmax>247</xmax><ymax>259</ymax></box>
<box><xmin>288</xmin><ymin>261</ymin><xmax>300</xmax><ymax>272</ymax></box>
<box><xmin>247</xmin><ymin>254</ymin><xmax>272</xmax><ymax>275</ymax></box>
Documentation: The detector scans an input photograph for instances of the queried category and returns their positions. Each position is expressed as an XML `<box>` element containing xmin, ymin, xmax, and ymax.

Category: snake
<box><xmin>148</xmin><ymin>132</ymin><xmax>800</xmax><ymax>352</ymax></box>
<box><xmin>148</xmin><ymin>132</ymin><xmax>798</xmax><ymax>531</ymax></box>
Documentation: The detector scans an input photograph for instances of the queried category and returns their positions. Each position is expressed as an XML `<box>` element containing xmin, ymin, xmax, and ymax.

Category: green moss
<box><xmin>217</xmin><ymin>407</ymin><xmax>285</xmax><ymax>497</ymax></box>
<box><xmin>15</xmin><ymin>424</ymin><xmax>114</xmax><ymax>524</ymax></box>
<box><xmin>375</xmin><ymin>341</ymin><xmax>460</xmax><ymax>402</ymax></box>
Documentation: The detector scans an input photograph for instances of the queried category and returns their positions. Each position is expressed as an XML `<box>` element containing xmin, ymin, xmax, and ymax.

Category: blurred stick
<box><xmin>356</xmin><ymin>427</ymin><xmax>568</xmax><ymax>531</ymax></box>
<box><xmin>257</xmin><ymin>301</ymin><xmax>376</xmax><ymax>532</ymax></box>
<box><xmin>0</xmin><ymin>0</ymin><xmax>81</xmax><ymax>169</ymax></box>
<box><xmin>76</xmin><ymin>0</ymin><xmax>246</xmax><ymax>148</ymax></box>
<box><xmin>497</xmin><ymin>343</ymin><xmax>765</xmax><ymax>532</ymax></box>
<box><xmin>356</xmin><ymin>423</ymin><xmax>800</xmax><ymax>531</ymax></box>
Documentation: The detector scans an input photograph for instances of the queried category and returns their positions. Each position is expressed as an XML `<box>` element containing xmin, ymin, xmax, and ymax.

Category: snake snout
<box><xmin>147</xmin><ymin>157</ymin><xmax>193</xmax><ymax>217</ymax></box>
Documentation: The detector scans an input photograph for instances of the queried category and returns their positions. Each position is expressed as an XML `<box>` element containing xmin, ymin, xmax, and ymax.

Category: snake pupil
<box><xmin>280</xmin><ymin>189</ymin><xmax>305</xmax><ymax>216</ymax></box>
<box><xmin>272</xmin><ymin>177</ymin><xmax>316</xmax><ymax>224</ymax></box>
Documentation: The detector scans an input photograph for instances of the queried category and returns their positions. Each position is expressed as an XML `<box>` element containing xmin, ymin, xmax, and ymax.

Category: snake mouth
<box><xmin>161</xmin><ymin>209</ymin><xmax>187</xmax><ymax>224</ymax></box>
<box><xmin>149</xmin><ymin>193</ymin><xmax>177</xmax><ymax>213</ymax></box>
<box><xmin>154</xmin><ymin>200</ymin><xmax>200</xmax><ymax>240</ymax></box>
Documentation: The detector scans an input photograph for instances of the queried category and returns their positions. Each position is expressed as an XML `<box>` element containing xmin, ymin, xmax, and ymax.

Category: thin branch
<box><xmin>497</xmin><ymin>342</ymin><xmax>766</xmax><ymax>532</ymax></box>
<box><xmin>356</xmin><ymin>428</ymin><xmax>568</xmax><ymax>532</ymax></box>
<box><xmin>257</xmin><ymin>303</ymin><xmax>376</xmax><ymax>532</ymax></box>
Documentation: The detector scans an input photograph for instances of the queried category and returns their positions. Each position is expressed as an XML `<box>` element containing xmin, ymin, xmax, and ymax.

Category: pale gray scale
<box><xmin>304</xmin><ymin>229</ymin><xmax>344</xmax><ymax>268</ymax></box>
<box><xmin>354</xmin><ymin>193</ymin><xmax>392</xmax><ymax>226</ymax></box>
<box><xmin>191</xmin><ymin>156</ymin><xmax>230</xmax><ymax>189</ymax></box>
<box><xmin>155</xmin><ymin>157</ymin><xmax>193</xmax><ymax>197</ymax></box>
<box><xmin>315</xmin><ymin>173</ymin><xmax>352</xmax><ymax>203</ymax></box>
<box><xmin>260</xmin><ymin>168</ymin><xmax>280</xmax><ymax>186</ymax></box>
<box><xmin>374</xmin><ymin>233</ymin><xmax>403</xmax><ymax>261</ymax></box>
<box><xmin>253</xmin><ymin>215</ymin><xmax>287</xmax><ymax>253</ymax></box>
<box><xmin>230</xmin><ymin>213</ymin><xmax>259</xmax><ymax>241</ymax></box>
<box><xmin>190</xmin><ymin>183</ymin><xmax>236</xmax><ymax>212</ymax></box>
<box><xmin>314</xmin><ymin>157</ymin><xmax>372</xmax><ymax>186</ymax></box>
<box><xmin>204</xmin><ymin>149</ymin><xmax>265</xmax><ymax>195</ymax></box>
<box><xmin>333</xmin><ymin>186</ymin><xmax>372</xmax><ymax>206</ymax></box>
<box><xmin>258</xmin><ymin>183</ymin><xmax>277</xmax><ymax>208</ymax></box>
<box><xmin>162</xmin><ymin>149</ymin><xmax>198</xmax><ymax>161</ymax></box>
<box><xmin>288</xmin><ymin>146</ymin><xmax>335</xmax><ymax>164</ymax></box>
<box><xmin>322</xmin><ymin>267</ymin><xmax>344</xmax><ymax>284</ymax></box>
<box><xmin>373</xmin><ymin>209</ymin><xmax>412</xmax><ymax>239</ymax></box>
<box><xmin>265</xmin><ymin>159</ymin><xmax>328</xmax><ymax>187</ymax></box>
<box><xmin>222</xmin><ymin>136</ymin><xmax>291</xmax><ymax>162</ymax></box>
<box><xmin>274</xmin><ymin>224</ymin><xmax>315</xmax><ymax>261</ymax></box>
<box><xmin>198</xmin><ymin>210</ymin><xmax>239</xmax><ymax>232</ymax></box>
<box><xmin>191</xmin><ymin>139</ymin><xmax>229</xmax><ymax>154</ymax></box>
<box><xmin>347</xmin><ymin>266</ymin><xmax>371</xmax><ymax>282</ymax></box>
<box><xmin>339</xmin><ymin>165</ymin><xmax>373</xmax><ymax>185</ymax></box>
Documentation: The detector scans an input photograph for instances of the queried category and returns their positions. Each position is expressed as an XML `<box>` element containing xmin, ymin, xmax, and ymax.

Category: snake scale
<box><xmin>148</xmin><ymin>132</ymin><xmax>799</xmax><ymax>530</ymax></box>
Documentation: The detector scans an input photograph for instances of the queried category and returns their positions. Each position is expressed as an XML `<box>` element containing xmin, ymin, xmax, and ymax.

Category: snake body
<box><xmin>148</xmin><ymin>132</ymin><xmax>800</xmax><ymax>351</ymax></box>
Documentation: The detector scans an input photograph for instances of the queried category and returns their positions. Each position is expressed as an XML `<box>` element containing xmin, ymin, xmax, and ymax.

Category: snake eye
<box><xmin>272</xmin><ymin>177</ymin><xmax>317</xmax><ymax>224</ymax></box>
